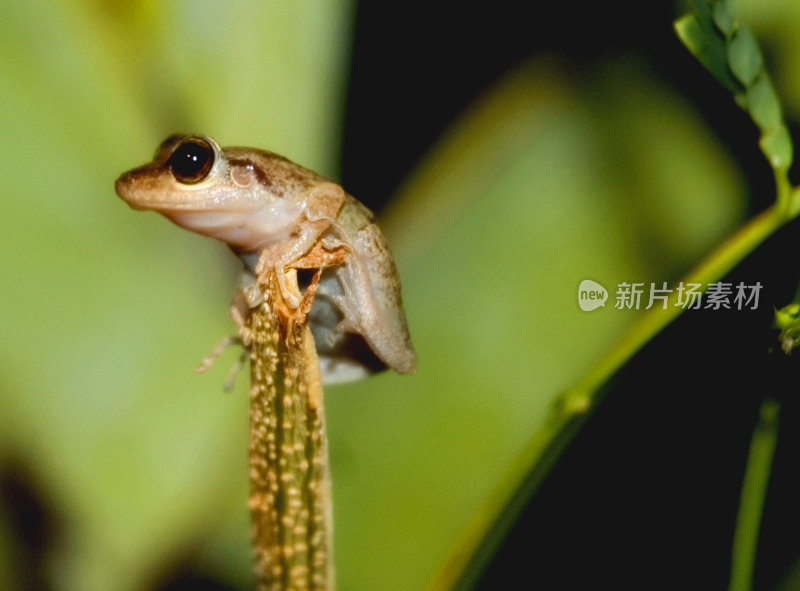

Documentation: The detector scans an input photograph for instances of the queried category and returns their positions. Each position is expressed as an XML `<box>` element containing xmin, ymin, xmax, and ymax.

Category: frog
<box><xmin>115</xmin><ymin>134</ymin><xmax>416</xmax><ymax>383</ymax></box>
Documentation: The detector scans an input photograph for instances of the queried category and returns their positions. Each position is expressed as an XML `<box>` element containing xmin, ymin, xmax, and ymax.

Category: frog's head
<box><xmin>115</xmin><ymin>134</ymin><xmax>304</xmax><ymax>251</ymax></box>
<box><xmin>116</xmin><ymin>134</ymin><xmax>227</xmax><ymax>206</ymax></box>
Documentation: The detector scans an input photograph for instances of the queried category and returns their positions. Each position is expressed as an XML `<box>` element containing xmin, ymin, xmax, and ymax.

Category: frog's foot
<box><xmin>304</xmin><ymin>211</ymin><xmax>337</xmax><ymax>224</ymax></box>
<box><xmin>275</xmin><ymin>265</ymin><xmax>302</xmax><ymax>309</ymax></box>
<box><xmin>319</xmin><ymin>234</ymin><xmax>353</xmax><ymax>254</ymax></box>
<box><xmin>298</xmin><ymin>268</ymin><xmax>322</xmax><ymax>318</ymax></box>
<box><xmin>196</xmin><ymin>336</ymin><xmax>241</xmax><ymax>373</ymax></box>
<box><xmin>195</xmin><ymin>335</ymin><xmax>248</xmax><ymax>392</ymax></box>
<box><xmin>285</xmin><ymin>269</ymin><xmax>323</xmax><ymax>343</ymax></box>
<box><xmin>253</xmin><ymin>252</ymin><xmax>302</xmax><ymax>309</ymax></box>
<box><xmin>292</xmin><ymin>239</ymin><xmax>350</xmax><ymax>271</ymax></box>
<box><xmin>221</xmin><ymin>349</ymin><xmax>248</xmax><ymax>392</ymax></box>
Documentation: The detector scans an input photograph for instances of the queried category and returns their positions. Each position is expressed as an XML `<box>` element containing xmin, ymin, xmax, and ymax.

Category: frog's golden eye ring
<box><xmin>168</xmin><ymin>137</ymin><xmax>215</xmax><ymax>184</ymax></box>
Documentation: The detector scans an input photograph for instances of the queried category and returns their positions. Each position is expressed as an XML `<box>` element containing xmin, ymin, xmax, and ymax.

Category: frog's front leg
<box><xmin>254</xmin><ymin>182</ymin><xmax>346</xmax><ymax>308</ymax></box>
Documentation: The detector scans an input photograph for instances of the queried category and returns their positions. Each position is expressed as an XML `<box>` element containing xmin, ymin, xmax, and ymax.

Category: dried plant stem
<box><xmin>247</xmin><ymin>271</ymin><xmax>333</xmax><ymax>591</ymax></box>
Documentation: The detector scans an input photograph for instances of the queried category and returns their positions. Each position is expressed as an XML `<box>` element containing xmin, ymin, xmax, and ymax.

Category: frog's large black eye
<box><xmin>167</xmin><ymin>137</ymin><xmax>215</xmax><ymax>184</ymax></box>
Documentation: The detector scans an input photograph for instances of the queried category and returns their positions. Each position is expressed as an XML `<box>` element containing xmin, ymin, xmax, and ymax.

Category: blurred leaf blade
<box><xmin>0</xmin><ymin>0</ymin><xmax>352</xmax><ymax>589</ymax></box>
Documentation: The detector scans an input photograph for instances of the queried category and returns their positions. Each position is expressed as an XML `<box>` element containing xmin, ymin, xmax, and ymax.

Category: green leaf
<box><xmin>747</xmin><ymin>71</ymin><xmax>783</xmax><ymax>133</ymax></box>
<box><xmin>759</xmin><ymin>125</ymin><xmax>793</xmax><ymax>172</ymax></box>
<box><xmin>674</xmin><ymin>14</ymin><xmax>743</xmax><ymax>94</ymax></box>
<box><xmin>677</xmin><ymin>1</ymin><xmax>794</xmax><ymax>181</ymax></box>
<box><xmin>728</xmin><ymin>26</ymin><xmax>763</xmax><ymax>86</ymax></box>
<box><xmin>713</xmin><ymin>0</ymin><xmax>736</xmax><ymax>36</ymax></box>
<box><xmin>691</xmin><ymin>0</ymin><xmax>713</xmax><ymax>23</ymax></box>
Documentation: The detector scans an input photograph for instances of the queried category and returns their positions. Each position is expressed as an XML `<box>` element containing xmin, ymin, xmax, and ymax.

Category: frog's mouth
<box><xmin>115</xmin><ymin>166</ymin><xmax>305</xmax><ymax>251</ymax></box>
<box><xmin>115</xmin><ymin>165</ymin><xmax>172</xmax><ymax>209</ymax></box>
<box><xmin>114</xmin><ymin>166</ymin><xmax>241</xmax><ymax>212</ymax></box>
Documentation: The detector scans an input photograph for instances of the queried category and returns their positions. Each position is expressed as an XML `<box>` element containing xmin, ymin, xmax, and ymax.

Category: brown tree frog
<box><xmin>115</xmin><ymin>134</ymin><xmax>416</xmax><ymax>383</ymax></box>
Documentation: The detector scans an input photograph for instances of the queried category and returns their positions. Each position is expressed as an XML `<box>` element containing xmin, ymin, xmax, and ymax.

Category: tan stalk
<box><xmin>247</xmin><ymin>269</ymin><xmax>333</xmax><ymax>591</ymax></box>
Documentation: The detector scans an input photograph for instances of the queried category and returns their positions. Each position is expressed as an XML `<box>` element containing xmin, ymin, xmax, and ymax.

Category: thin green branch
<box><xmin>728</xmin><ymin>398</ymin><xmax>781</xmax><ymax>591</ymax></box>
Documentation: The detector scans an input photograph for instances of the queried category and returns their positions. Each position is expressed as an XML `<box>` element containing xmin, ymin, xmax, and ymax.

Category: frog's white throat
<box><xmin>165</xmin><ymin>201</ymin><xmax>304</xmax><ymax>252</ymax></box>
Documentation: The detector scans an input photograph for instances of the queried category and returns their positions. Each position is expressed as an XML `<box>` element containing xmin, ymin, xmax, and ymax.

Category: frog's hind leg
<box><xmin>327</xmin><ymin>256</ymin><xmax>370</xmax><ymax>335</ymax></box>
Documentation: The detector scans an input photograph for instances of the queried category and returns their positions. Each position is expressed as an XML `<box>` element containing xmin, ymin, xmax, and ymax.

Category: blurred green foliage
<box><xmin>0</xmin><ymin>1</ymin><xmax>798</xmax><ymax>590</ymax></box>
<box><xmin>677</xmin><ymin>0</ymin><xmax>792</xmax><ymax>179</ymax></box>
